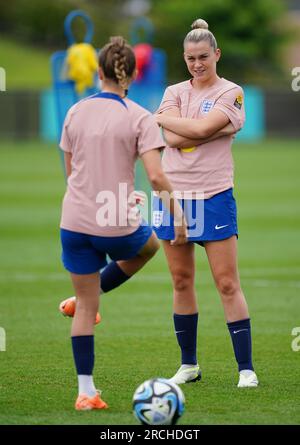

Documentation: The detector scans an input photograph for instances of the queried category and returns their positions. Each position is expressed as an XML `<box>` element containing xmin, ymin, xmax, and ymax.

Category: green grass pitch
<box><xmin>0</xmin><ymin>139</ymin><xmax>299</xmax><ymax>425</ymax></box>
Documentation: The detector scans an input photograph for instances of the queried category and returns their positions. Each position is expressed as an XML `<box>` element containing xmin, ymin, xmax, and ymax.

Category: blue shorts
<box><xmin>152</xmin><ymin>188</ymin><xmax>238</xmax><ymax>246</ymax></box>
<box><xmin>60</xmin><ymin>224</ymin><xmax>153</xmax><ymax>274</ymax></box>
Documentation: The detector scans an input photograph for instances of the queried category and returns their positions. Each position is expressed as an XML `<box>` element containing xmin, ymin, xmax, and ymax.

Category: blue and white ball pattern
<box><xmin>133</xmin><ymin>378</ymin><xmax>185</xmax><ymax>425</ymax></box>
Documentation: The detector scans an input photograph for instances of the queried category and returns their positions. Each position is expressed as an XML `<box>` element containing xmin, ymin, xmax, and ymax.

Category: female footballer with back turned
<box><xmin>59</xmin><ymin>36</ymin><xmax>187</xmax><ymax>410</ymax></box>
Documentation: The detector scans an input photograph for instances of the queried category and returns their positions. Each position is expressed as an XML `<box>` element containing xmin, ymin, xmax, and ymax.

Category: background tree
<box><xmin>149</xmin><ymin>0</ymin><xmax>289</xmax><ymax>84</ymax></box>
<box><xmin>0</xmin><ymin>0</ymin><xmax>124</xmax><ymax>48</ymax></box>
<box><xmin>0</xmin><ymin>0</ymin><xmax>291</xmax><ymax>85</ymax></box>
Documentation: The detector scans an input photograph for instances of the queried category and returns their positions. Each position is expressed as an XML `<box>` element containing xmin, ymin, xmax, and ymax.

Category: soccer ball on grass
<box><xmin>133</xmin><ymin>378</ymin><xmax>185</xmax><ymax>425</ymax></box>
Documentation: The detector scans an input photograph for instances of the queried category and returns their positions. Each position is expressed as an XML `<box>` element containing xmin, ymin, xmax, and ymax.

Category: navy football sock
<box><xmin>227</xmin><ymin>318</ymin><xmax>254</xmax><ymax>371</ymax></box>
<box><xmin>71</xmin><ymin>335</ymin><xmax>94</xmax><ymax>375</ymax></box>
<box><xmin>100</xmin><ymin>261</ymin><xmax>129</xmax><ymax>293</ymax></box>
<box><xmin>173</xmin><ymin>313</ymin><xmax>198</xmax><ymax>365</ymax></box>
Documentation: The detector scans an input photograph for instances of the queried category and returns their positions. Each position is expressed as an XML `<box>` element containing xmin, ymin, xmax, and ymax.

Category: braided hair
<box><xmin>99</xmin><ymin>36</ymin><xmax>136</xmax><ymax>95</ymax></box>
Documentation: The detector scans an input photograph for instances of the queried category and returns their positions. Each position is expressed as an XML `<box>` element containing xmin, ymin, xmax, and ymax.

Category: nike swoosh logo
<box><xmin>175</xmin><ymin>330</ymin><xmax>186</xmax><ymax>334</ymax></box>
<box><xmin>215</xmin><ymin>224</ymin><xmax>229</xmax><ymax>230</ymax></box>
<box><xmin>233</xmin><ymin>329</ymin><xmax>248</xmax><ymax>334</ymax></box>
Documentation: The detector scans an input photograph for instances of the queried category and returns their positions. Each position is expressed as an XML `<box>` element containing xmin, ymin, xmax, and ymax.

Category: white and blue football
<box><xmin>133</xmin><ymin>378</ymin><xmax>185</xmax><ymax>425</ymax></box>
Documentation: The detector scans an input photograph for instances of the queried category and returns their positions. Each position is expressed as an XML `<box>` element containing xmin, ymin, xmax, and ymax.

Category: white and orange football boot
<box><xmin>59</xmin><ymin>296</ymin><xmax>101</xmax><ymax>325</ymax></box>
<box><xmin>75</xmin><ymin>390</ymin><xmax>108</xmax><ymax>411</ymax></box>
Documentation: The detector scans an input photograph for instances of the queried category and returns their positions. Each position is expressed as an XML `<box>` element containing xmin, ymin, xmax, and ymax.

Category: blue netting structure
<box><xmin>51</xmin><ymin>10</ymin><xmax>98</xmax><ymax>140</ymax></box>
<box><xmin>51</xmin><ymin>49</ymin><xmax>98</xmax><ymax>139</ymax></box>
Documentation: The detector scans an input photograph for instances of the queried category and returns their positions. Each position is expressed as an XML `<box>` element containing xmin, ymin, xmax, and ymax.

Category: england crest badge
<box><xmin>200</xmin><ymin>100</ymin><xmax>214</xmax><ymax>114</ymax></box>
<box><xmin>152</xmin><ymin>210</ymin><xmax>163</xmax><ymax>228</ymax></box>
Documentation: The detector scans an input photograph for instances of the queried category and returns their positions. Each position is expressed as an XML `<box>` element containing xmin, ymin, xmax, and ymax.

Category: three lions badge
<box><xmin>200</xmin><ymin>100</ymin><xmax>214</xmax><ymax>114</ymax></box>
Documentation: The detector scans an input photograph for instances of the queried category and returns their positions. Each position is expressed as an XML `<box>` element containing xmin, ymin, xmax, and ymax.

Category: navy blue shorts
<box><xmin>60</xmin><ymin>224</ymin><xmax>153</xmax><ymax>274</ymax></box>
<box><xmin>152</xmin><ymin>188</ymin><xmax>238</xmax><ymax>245</ymax></box>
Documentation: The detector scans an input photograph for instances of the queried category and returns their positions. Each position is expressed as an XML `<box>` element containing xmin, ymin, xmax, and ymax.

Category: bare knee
<box><xmin>140</xmin><ymin>235</ymin><xmax>160</xmax><ymax>259</ymax></box>
<box><xmin>76</xmin><ymin>295</ymin><xmax>99</xmax><ymax>313</ymax></box>
<box><xmin>148</xmin><ymin>237</ymin><xmax>160</xmax><ymax>257</ymax></box>
<box><xmin>215</xmin><ymin>276</ymin><xmax>240</xmax><ymax>300</ymax></box>
<box><xmin>172</xmin><ymin>269</ymin><xmax>193</xmax><ymax>293</ymax></box>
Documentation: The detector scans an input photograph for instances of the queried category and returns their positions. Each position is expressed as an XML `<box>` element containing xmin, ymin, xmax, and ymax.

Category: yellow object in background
<box><xmin>181</xmin><ymin>147</ymin><xmax>196</xmax><ymax>152</ymax></box>
<box><xmin>66</xmin><ymin>43</ymin><xmax>98</xmax><ymax>93</ymax></box>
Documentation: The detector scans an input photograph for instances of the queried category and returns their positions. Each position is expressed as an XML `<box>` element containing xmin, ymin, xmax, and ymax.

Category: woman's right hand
<box><xmin>171</xmin><ymin>220</ymin><xmax>188</xmax><ymax>246</ymax></box>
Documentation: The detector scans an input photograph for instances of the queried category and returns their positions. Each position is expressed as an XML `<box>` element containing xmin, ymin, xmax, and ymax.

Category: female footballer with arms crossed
<box><xmin>154</xmin><ymin>19</ymin><xmax>258</xmax><ymax>388</ymax></box>
<box><xmin>59</xmin><ymin>36</ymin><xmax>187</xmax><ymax>410</ymax></box>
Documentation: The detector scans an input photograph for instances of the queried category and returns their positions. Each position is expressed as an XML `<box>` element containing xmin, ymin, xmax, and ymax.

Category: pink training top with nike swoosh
<box><xmin>157</xmin><ymin>77</ymin><xmax>245</xmax><ymax>199</ymax></box>
<box><xmin>60</xmin><ymin>94</ymin><xmax>165</xmax><ymax>236</ymax></box>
